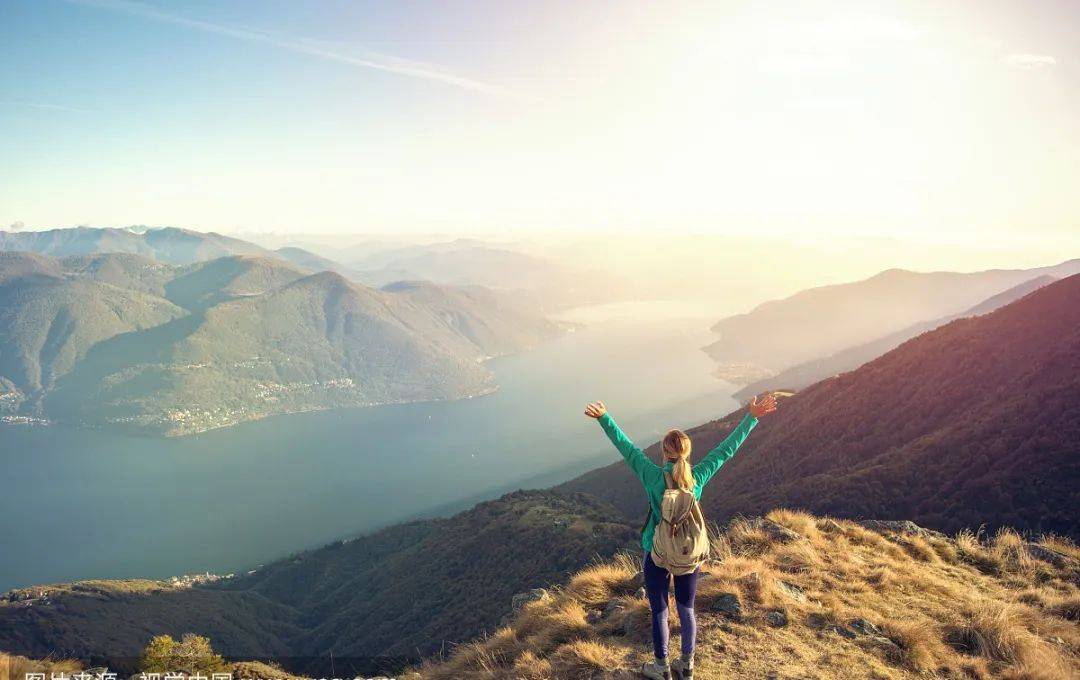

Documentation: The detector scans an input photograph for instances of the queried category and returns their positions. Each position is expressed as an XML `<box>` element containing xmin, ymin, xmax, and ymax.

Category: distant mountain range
<box><xmin>563</xmin><ymin>273</ymin><xmax>1080</xmax><ymax>537</ymax></box>
<box><xmin>326</xmin><ymin>238</ymin><xmax>618</xmax><ymax>309</ymax></box>
<box><xmin>705</xmin><ymin>259</ymin><xmax>1080</xmax><ymax>380</ymax></box>
<box><xmin>732</xmin><ymin>274</ymin><xmax>1059</xmax><ymax>401</ymax></box>
<box><xmin>1</xmin><ymin>228</ymin><xmax>618</xmax><ymax>312</ymax></box>
<box><xmin>0</xmin><ymin>236</ymin><xmax>564</xmax><ymax>435</ymax></box>
<box><xmin>0</xmin><ymin>226</ymin><xmax>274</xmax><ymax>265</ymax></box>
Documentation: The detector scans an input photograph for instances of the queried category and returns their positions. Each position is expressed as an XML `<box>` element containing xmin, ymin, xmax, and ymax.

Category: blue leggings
<box><xmin>643</xmin><ymin>552</ymin><xmax>700</xmax><ymax>659</ymax></box>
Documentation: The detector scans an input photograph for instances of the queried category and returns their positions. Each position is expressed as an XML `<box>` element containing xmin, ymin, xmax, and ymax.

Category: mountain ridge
<box><xmin>705</xmin><ymin>258</ymin><xmax>1080</xmax><ymax>377</ymax></box>
<box><xmin>731</xmin><ymin>273</ymin><xmax>1059</xmax><ymax>401</ymax></box>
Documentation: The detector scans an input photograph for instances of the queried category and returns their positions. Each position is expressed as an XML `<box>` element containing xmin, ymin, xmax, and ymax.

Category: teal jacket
<box><xmin>597</xmin><ymin>411</ymin><xmax>758</xmax><ymax>551</ymax></box>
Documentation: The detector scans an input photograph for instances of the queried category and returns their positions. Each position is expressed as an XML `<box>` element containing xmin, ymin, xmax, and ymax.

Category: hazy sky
<box><xmin>2</xmin><ymin>0</ymin><xmax>1078</xmax><ymax>253</ymax></box>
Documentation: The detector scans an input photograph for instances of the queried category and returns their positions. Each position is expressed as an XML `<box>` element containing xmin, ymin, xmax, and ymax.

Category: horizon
<box><xmin>3</xmin><ymin>0</ymin><xmax>1080</xmax><ymax>268</ymax></box>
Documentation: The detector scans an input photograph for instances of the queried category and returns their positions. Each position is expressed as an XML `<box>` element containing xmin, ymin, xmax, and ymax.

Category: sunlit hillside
<box><xmin>418</xmin><ymin>512</ymin><xmax>1080</xmax><ymax>680</ymax></box>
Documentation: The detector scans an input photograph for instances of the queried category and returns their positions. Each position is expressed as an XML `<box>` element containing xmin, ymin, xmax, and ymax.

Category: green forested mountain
<box><xmin>0</xmin><ymin>257</ymin><xmax>186</xmax><ymax>411</ymax></box>
<box><xmin>0</xmin><ymin>491</ymin><xmax>635</xmax><ymax>668</ymax></box>
<box><xmin>0</xmin><ymin>251</ymin><xmax>563</xmax><ymax>435</ymax></box>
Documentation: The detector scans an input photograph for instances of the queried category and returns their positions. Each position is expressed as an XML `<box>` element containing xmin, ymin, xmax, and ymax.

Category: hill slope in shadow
<box><xmin>0</xmin><ymin>491</ymin><xmax>636</xmax><ymax>668</ymax></box>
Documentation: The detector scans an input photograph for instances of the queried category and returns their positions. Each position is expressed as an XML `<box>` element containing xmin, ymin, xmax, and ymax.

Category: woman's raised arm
<box><xmin>693</xmin><ymin>394</ymin><xmax>777</xmax><ymax>487</ymax></box>
<box><xmin>585</xmin><ymin>401</ymin><xmax>659</xmax><ymax>483</ymax></box>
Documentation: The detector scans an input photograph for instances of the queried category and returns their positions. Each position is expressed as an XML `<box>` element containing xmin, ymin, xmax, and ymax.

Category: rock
<box><xmin>777</xmin><ymin>581</ymin><xmax>807</xmax><ymax>603</ymax></box>
<box><xmin>587</xmin><ymin>608</ymin><xmax>603</xmax><ymax>624</ymax></box>
<box><xmin>860</xmin><ymin>635</ymin><xmax>902</xmax><ymax>659</ymax></box>
<box><xmin>857</xmin><ymin>520</ymin><xmax>944</xmax><ymax>540</ymax></box>
<box><xmin>830</xmin><ymin>625</ymin><xmax>858</xmax><ymax>639</ymax></box>
<box><xmin>820</xmin><ymin>519</ymin><xmax>844</xmax><ymax>533</ymax></box>
<box><xmin>849</xmin><ymin>618</ymin><xmax>883</xmax><ymax>636</ymax></box>
<box><xmin>708</xmin><ymin>592</ymin><xmax>743</xmax><ymax>620</ymax></box>
<box><xmin>604</xmin><ymin>598</ymin><xmax>627</xmax><ymax>619</ymax></box>
<box><xmin>1025</xmin><ymin>543</ymin><xmax>1072</xmax><ymax>567</ymax></box>
<box><xmin>765</xmin><ymin>610</ymin><xmax>788</xmax><ymax>627</ymax></box>
<box><xmin>511</xmin><ymin>588</ymin><xmax>548</xmax><ymax>613</ymax></box>
<box><xmin>621</xmin><ymin>609</ymin><xmax>646</xmax><ymax>639</ymax></box>
<box><xmin>745</xmin><ymin>517</ymin><xmax>804</xmax><ymax>543</ymax></box>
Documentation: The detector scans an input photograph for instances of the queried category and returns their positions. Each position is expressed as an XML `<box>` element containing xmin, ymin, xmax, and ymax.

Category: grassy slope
<box><xmin>418</xmin><ymin>510</ymin><xmax>1080</xmax><ymax>680</ymax></box>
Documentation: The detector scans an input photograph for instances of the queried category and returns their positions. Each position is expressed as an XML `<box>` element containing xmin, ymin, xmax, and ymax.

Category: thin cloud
<box><xmin>1004</xmin><ymin>54</ymin><xmax>1057</xmax><ymax>68</ymax></box>
<box><xmin>67</xmin><ymin>0</ymin><xmax>510</xmax><ymax>96</ymax></box>
<box><xmin>1</xmin><ymin>101</ymin><xmax>97</xmax><ymax>114</ymax></box>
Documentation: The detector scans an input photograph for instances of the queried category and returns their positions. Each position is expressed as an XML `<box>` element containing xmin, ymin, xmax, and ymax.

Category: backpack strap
<box><xmin>644</xmin><ymin>473</ymin><xmax>681</xmax><ymax>537</ymax></box>
<box><xmin>691</xmin><ymin>497</ymin><xmax>705</xmax><ymax>526</ymax></box>
<box><xmin>639</xmin><ymin>508</ymin><xmax>652</xmax><ymax>537</ymax></box>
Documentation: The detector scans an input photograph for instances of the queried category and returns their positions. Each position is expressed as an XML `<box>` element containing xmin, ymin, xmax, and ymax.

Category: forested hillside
<box><xmin>0</xmin><ymin>491</ymin><xmax>635</xmax><ymax>671</ymax></box>
<box><xmin>562</xmin><ymin>274</ymin><xmax>1080</xmax><ymax>538</ymax></box>
<box><xmin>0</xmin><ymin>250</ymin><xmax>563</xmax><ymax>435</ymax></box>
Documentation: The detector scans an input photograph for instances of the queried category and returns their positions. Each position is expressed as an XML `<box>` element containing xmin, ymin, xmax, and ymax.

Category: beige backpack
<box><xmin>650</xmin><ymin>472</ymin><xmax>710</xmax><ymax>575</ymax></box>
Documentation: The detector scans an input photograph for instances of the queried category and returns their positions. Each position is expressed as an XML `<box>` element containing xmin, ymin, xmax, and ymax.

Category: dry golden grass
<box><xmin>766</xmin><ymin>508</ymin><xmax>821</xmax><ymax>539</ymax></box>
<box><xmin>568</xmin><ymin>558</ymin><xmax>638</xmax><ymax>606</ymax></box>
<box><xmin>0</xmin><ymin>654</ymin><xmax>80</xmax><ymax>680</ymax></box>
<box><xmin>549</xmin><ymin>641</ymin><xmax>624</xmax><ymax>679</ymax></box>
<box><xmin>417</xmin><ymin>512</ymin><xmax>1080</xmax><ymax>680</ymax></box>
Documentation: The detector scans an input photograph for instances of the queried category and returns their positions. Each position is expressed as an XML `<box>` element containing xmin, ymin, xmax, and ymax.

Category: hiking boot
<box><xmin>671</xmin><ymin>657</ymin><xmax>693</xmax><ymax>679</ymax></box>
<box><xmin>641</xmin><ymin>660</ymin><xmax>672</xmax><ymax>680</ymax></box>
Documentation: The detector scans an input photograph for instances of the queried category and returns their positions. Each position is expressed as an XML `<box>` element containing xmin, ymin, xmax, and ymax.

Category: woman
<box><xmin>584</xmin><ymin>394</ymin><xmax>777</xmax><ymax>680</ymax></box>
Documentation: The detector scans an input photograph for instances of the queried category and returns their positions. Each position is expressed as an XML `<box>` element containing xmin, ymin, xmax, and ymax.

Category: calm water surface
<box><xmin>0</xmin><ymin>303</ymin><xmax>736</xmax><ymax>591</ymax></box>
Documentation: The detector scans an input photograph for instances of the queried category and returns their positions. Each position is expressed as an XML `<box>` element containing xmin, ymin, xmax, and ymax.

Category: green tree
<box><xmin>138</xmin><ymin>633</ymin><xmax>226</xmax><ymax>675</ymax></box>
<box><xmin>138</xmin><ymin>635</ymin><xmax>176</xmax><ymax>673</ymax></box>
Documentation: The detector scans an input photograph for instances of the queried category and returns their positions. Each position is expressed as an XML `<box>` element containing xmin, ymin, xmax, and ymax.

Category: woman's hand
<box><xmin>749</xmin><ymin>393</ymin><xmax>778</xmax><ymax>419</ymax></box>
<box><xmin>584</xmin><ymin>401</ymin><xmax>607</xmax><ymax>419</ymax></box>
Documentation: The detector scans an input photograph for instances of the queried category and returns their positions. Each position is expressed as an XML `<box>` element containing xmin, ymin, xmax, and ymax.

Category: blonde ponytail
<box><xmin>662</xmin><ymin>429</ymin><xmax>694</xmax><ymax>491</ymax></box>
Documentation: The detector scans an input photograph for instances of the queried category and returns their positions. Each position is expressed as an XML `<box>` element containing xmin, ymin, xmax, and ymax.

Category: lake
<box><xmin>0</xmin><ymin>302</ymin><xmax>738</xmax><ymax>592</ymax></box>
